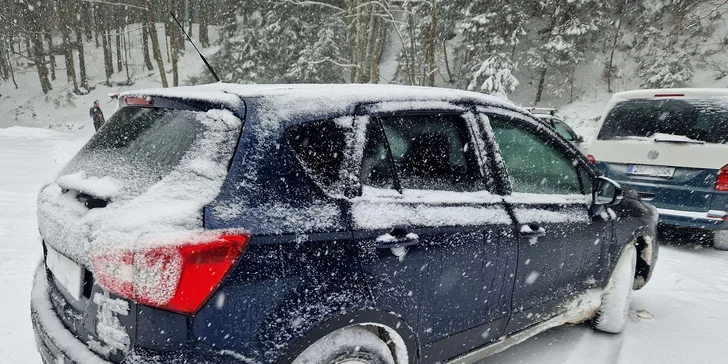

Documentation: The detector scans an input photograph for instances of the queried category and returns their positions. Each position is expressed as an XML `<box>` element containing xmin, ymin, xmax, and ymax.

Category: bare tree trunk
<box><xmin>123</xmin><ymin>30</ymin><xmax>131</xmax><ymax>82</ymax></box>
<box><xmin>607</xmin><ymin>0</ymin><xmax>627</xmax><ymax>94</ymax></box>
<box><xmin>442</xmin><ymin>40</ymin><xmax>452</xmax><ymax>83</ymax></box>
<box><xmin>354</xmin><ymin>3</ymin><xmax>368</xmax><ymax>83</ymax></box>
<box><xmin>5</xmin><ymin>47</ymin><xmax>17</xmax><ymax>89</ymax></box>
<box><xmin>25</xmin><ymin>36</ymin><xmax>31</xmax><ymax>59</ymax></box>
<box><xmin>426</xmin><ymin>0</ymin><xmax>437</xmax><ymax>86</ymax></box>
<box><xmin>115</xmin><ymin>26</ymin><xmax>123</xmax><ymax>72</ymax></box>
<box><xmin>146</xmin><ymin>0</ymin><xmax>168</xmax><ymax>87</ymax></box>
<box><xmin>62</xmin><ymin>33</ymin><xmax>79</xmax><ymax>93</ymax></box>
<box><xmin>84</xmin><ymin>5</ymin><xmax>92</xmax><ymax>41</ymax></box>
<box><xmin>199</xmin><ymin>2</ymin><xmax>209</xmax><ymax>47</ymax></box>
<box><xmin>44</xmin><ymin>32</ymin><xmax>56</xmax><ymax>81</ymax></box>
<box><xmin>535</xmin><ymin>67</ymin><xmax>547</xmax><ymax>105</ymax></box>
<box><xmin>31</xmin><ymin>34</ymin><xmax>52</xmax><ymax>93</ymax></box>
<box><xmin>76</xmin><ymin>27</ymin><xmax>88</xmax><ymax>90</ymax></box>
<box><xmin>370</xmin><ymin>13</ymin><xmax>385</xmax><ymax>83</ymax></box>
<box><xmin>164</xmin><ymin>20</ymin><xmax>171</xmax><ymax>63</ymax></box>
<box><xmin>169</xmin><ymin>0</ymin><xmax>180</xmax><ymax>87</ymax></box>
<box><xmin>102</xmin><ymin>27</ymin><xmax>113</xmax><ymax>83</ymax></box>
<box><xmin>186</xmin><ymin>0</ymin><xmax>193</xmax><ymax>38</ymax></box>
<box><xmin>93</xmin><ymin>6</ymin><xmax>100</xmax><ymax>48</ymax></box>
<box><xmin>407</xmin><ymin>8</ymin><xmax>417</xmax><ymax>85</ymax></box>
<box><xmin>142</xmin><ymin>25</ymin><xmax>154</xmax><ymax>71</ymax></box>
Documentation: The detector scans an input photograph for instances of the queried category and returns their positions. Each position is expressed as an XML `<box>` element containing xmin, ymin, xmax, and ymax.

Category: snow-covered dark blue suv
<box><xmin>32</xmin><ymin>84</ymin><xmax>658</xmax><ymax>364</ymax></box>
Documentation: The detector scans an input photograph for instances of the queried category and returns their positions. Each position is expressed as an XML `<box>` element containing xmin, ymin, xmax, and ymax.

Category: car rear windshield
<box><xmin>598</xmin><ymin>98</ymin><xmax>728</xmax><ymax>144</ymax></box>
<box><xmin>62</xmin><ymin>107</ymin><xmax>218</xmax><ymax>196</ymax></box>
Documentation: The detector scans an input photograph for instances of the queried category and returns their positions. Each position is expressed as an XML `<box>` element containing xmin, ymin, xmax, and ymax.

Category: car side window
<box><xmin>489</xmin><ymin>115</ymin><xmax>582</xmax><ymax>195</ymax></box>
<box><xmin>286</xmin><ymin>120</ymin><xmax>346</xmax><ymax>192</ymax></box>
<box><xmin>360</xmin><ymin>114</ymin><xmax>485</xmax><ymax>192</ymax></box>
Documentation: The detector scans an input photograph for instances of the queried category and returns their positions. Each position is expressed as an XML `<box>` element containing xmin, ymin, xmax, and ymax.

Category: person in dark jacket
<box><xmin>89</xmin><ymin>100</ymin><xmax>105</xmax><ymax>131</ymax></box>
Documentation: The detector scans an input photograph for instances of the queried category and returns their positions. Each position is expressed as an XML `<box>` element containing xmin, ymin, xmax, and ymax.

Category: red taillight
<box><xmin>587</xmin><ymin>154</ymin><xmax>596</xmax><ymax>165</ymax></box>
<box><xmin>91</xmin><ymin>232</ymin><xmax>249</xmax><ymax>315</ymax></box>
<box><xmin>654</xmin><ymin>93</ymin><xmax>685</xmax><ymax>97</ymax></box>
<box><xmin>717</xmin><ymin>165</ymin><xmax>728</xmax><ymax>192</ymax></box>
<box><xmin>124</xmin><ymin>96</ymin><xmax>153</xmax><ymax>106</ymax></box>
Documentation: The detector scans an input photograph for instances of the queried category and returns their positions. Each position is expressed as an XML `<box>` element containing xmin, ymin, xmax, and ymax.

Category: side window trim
<box><xmin>373</xmin><ymin>116</ymin><xmax>403</xmax><ymax>194</ymax></box>
<box><xmin>484</xmin><ymin>111</ymin><xmax>590</xmax><ymax>196</ymax></box>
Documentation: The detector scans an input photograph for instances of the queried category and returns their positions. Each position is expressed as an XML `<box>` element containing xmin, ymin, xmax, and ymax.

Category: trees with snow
<box><xmin>639</xmin><ymin>53</ymin><xmax>694</xmax><ymax>88</ymax></box>
<box><xmin>467</xmin><ymin>53</ymin><xmax>519</xmax><ymax>98</ymax></box>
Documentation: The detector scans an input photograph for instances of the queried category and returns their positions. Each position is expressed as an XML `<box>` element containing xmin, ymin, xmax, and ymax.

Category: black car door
<box><xmin>480</xmin><ymin>110</ymin><xmax>611</xmax><ymax>334</ymax></box>
<box><xmin>350</xmin><ymin>107</ymin><xmax>517</xmax><ymax>363</ymax></box>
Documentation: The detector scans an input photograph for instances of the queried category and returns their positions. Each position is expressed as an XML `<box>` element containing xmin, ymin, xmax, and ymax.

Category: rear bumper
<box><xmin>656</xmin><ymin>208</ymin><xmax>728</xmax><ymax>231</ymax></box>
<box><xmin>31</xmin><ymin>266</ymin><xmax>248</xmax><ymax>364</ymax></box>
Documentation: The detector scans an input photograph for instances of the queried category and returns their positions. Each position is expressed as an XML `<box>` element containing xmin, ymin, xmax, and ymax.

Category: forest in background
<box><xmin>1</xmin><ymin>0</ymin><xmax>728</xmax><ymax>104</ymax></box>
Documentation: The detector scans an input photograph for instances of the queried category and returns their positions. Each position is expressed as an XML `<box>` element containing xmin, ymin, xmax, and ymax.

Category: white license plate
<box><xmin>45</xmin><ymin>245</ymin><xmax>83</xmax><ymax>301</ymax></box>
<box><xmin>627</xmin><ymin>164</ymin><xmax>675</xmax><ymax>177</ymax></box>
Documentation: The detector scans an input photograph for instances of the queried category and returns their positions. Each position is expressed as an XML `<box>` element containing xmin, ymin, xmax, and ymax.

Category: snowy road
<box><xmin>1</xmin><ymin>128</ymin><xmax>727</xmax><ymax>363</ymax></box>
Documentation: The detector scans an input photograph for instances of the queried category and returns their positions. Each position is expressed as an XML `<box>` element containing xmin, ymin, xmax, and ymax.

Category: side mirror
<box><xmin>593</xmin><ymin>176</ymin><xmax>623</xmax><ymax>206</ymax></box>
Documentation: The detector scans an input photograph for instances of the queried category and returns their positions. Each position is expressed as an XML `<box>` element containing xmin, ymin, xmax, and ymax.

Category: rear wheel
<box><xmin>713</xmin><ymin>231</ymin><xmax>728</xmax><ymax>251</ymax></box>
<box><xmin>592</xmin><ymin>244</ymin><xmax>636</xmax><ymax>334</ymax></box>
<box><xmin>292</xmin><ymin>326</ymin><xmax>396</xmax><ymax>364</ymax></box>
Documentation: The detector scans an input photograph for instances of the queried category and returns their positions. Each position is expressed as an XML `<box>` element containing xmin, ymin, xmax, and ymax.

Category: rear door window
<box><xmin>360</xmin><ymin>114</ymin><xmax>486</xmax><ymax>192</ymax></box>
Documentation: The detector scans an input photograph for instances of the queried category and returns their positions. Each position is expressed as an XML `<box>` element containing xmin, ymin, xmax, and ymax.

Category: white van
<box><xmin>587</xmin><ymin>89</ymin><xmax>728</xmax><ymax>249</ymax></box>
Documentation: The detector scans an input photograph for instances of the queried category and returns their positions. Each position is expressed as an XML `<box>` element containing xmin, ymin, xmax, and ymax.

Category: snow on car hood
<box><xmin>37</xmin><ymin>109</ymin><xmax>242</xmax><ymax>267</ymax></box>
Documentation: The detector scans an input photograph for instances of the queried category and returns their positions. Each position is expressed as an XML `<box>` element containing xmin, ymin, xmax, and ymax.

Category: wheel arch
<box><xmin>274</xmin><ymin>310</ymin><xmax>418</xmax><ymax>364</ymax></box>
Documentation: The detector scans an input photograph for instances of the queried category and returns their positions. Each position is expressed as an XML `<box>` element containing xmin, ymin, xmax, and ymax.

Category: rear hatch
<box><xmin>589</xmin><ymin>97</ymin><xmax>728</xmax><ymax>212</ymax></box>
<box><xmin>37</xmin><ymin>97</ymin><xmax>244</xmax><ymax>362</ymax></box>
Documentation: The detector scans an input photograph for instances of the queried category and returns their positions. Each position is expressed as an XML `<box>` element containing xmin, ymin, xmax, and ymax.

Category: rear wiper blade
<box><xmin>652</xmin><ymin>133</ymin><xmax>705</xmax><ymax>144</ymax></box>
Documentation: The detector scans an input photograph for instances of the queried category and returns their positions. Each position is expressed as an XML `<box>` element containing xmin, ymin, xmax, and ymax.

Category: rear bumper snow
<box><xmin>31</xmin><ymin>266</ymin><xmax>247</xmax><ymax>364</ymax></box>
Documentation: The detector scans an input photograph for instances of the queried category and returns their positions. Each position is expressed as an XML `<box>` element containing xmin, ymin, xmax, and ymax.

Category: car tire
<box><xmin>592</xmin><ymin>244</ymin><xmax>637</xmax><ymax>334</ymax></box>
<box><xmin>291</xmin><ymin>326</ymin><xmax>396</xmax><ymax>364</ymax></box>
<box><xmin>713</xmin><ymin>231</ymin><xmax>728</xmax><ymax>250</ymax></box>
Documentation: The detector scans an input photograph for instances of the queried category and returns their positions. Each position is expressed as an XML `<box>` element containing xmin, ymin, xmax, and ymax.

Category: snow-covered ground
<box><xmin>2</xmin><ymin>124</ymin><xmax>728</xmax><ymax>363</ymax></box>
<box><xmin>0</xmin><ymin>127</ymin><xmax>90</xmax><ymax>363</ymax></box>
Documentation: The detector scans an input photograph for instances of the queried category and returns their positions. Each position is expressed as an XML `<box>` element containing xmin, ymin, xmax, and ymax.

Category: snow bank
<box><xmin>0</xmin><ymin>126</ymin><xmax>60</xmax><ymax>138</ymax></box>
<box><xmin>37</xmin><ymin>109</ymin><xmax>242</xmax><ymax>268</ymax></box>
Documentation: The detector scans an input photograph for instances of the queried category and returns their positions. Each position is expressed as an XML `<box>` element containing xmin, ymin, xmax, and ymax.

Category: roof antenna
<box><xmin>169</xmin><ymin>11</ymin><xmax>221</xmax><ymax>82</ymax></box>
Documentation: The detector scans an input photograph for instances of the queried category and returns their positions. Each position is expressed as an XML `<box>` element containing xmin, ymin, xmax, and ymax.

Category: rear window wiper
<box><xmin>652</xmin><ymin>133</ymin><xmax>705</xmax><ymax>144</ymax></box>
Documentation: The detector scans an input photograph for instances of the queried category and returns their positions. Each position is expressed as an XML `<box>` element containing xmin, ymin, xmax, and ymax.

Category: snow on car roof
<box><xmin>613</xmin><ymin>88</ymin><xmax>728</xmax><ymax>100</ymax></box>
<box><xmin>120</xmin><ymin>83</ymin><xmax>527</xmax><ymax>114</ymax></box>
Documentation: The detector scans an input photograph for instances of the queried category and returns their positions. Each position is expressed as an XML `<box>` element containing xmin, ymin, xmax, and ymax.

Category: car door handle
<box><xmin>637</xmin><ymin>192</ymin><xmax>655</xmax><ymax>201</ymax></box>
<box><xmin>520</xmin><ymin>224</ymin><xmax>546</xmax><ymax>239</ymax></box>
<box><xmin>376</xmin><ymin>227</ymin><xmax>420</xmax><ymax>249</ymax></box>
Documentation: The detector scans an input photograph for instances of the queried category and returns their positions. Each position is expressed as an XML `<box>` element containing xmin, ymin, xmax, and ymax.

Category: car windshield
<box><xmin>597</xmin><ymin>98</ymin><xmax>728</xmax><ymax>144</ymax></box>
